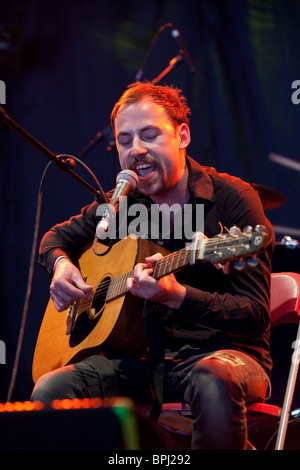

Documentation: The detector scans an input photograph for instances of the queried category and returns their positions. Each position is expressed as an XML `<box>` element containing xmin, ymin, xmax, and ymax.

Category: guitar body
<box><xmin>32</xmin><ymin>237</ymin><xmax>170</xmax><ymax>383</ymax></box>
<box><xmin>32</xmin><ymin>225</ymin><xmax>267</xmax><ymax>383</ymax></box>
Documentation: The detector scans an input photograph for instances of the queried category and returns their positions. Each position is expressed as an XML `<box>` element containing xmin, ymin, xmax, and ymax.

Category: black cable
<box><xmin>6</xmin><ymin>154</ymin><xmax>106</xmax><ymax>402</ymax></box>
<box><xmin>262</xmin><ymin>415</ymin><xmax>300</xmax><ymax>450</ymax></box>
<box><xmin>135</xmin><ymin>23</ymin><xmax>174</xmax><ymax>81</ymax></box>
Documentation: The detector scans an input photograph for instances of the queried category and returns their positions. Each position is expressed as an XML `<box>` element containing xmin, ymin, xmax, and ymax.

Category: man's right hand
<box><xmin>50</xmin><ymin>258</ymin><xmax>93</xmax><ymax>312</ymax></box>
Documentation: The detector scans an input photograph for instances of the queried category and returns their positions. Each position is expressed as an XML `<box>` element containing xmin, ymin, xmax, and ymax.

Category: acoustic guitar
<box><xmin>32</xmin><ymin>225</ymin><xmax>268</xmax><ymax>382</ymax></box>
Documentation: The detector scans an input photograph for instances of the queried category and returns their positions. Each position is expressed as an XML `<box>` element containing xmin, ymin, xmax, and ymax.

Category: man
<box><xmin>32</xmin><ymin>82</ymin><xmax>275</xmax><ymax>450</ymax></box>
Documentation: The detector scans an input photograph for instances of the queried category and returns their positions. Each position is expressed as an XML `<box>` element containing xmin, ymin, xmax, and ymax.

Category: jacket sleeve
<box><xmin>175</xmin><ymin>186</ymin><xmax>275</xmax><ymax>337</ymax></box>
<box><xmin>38</xmin><ymin>200</ymin><xmax>99</xmax><ymax>275</ymax></box>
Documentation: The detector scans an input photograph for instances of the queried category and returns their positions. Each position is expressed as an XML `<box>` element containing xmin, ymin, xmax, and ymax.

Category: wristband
<box><xmin>53</xmin><ymin>256</ymin><xmax>68</xmax><ymax>273</ymax></box>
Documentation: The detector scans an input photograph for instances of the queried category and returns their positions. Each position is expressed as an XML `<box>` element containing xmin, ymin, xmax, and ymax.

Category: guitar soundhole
<box><xmin>69</xmin><ymin>275</ymin><xmax>111</xmax><ymax>347</ymax></box>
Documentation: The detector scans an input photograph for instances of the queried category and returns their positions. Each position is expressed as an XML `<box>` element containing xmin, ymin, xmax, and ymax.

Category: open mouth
<box><xmin>134</xmin><ymin>162</ymin><xmax>156</xmax><ymax>178</ymax></box>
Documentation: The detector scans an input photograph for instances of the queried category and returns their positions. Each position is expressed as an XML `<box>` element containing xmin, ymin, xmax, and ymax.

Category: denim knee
<box><xmin>188</xmin><ymin>358</ymin><xmax>243</xmax><ymax>414</ymax></box>
<box><xmin>186</xmin><ymin>358</ymin><xmax>247</xmax><ymax>449</ymax></box>
<box><xmin>31</xmin><ymin>365</ymin><xmax>86</xmax><ymax>403</ymax></box>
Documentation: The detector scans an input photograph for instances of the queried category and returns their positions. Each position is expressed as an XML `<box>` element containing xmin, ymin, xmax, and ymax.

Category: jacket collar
<box><xmin>130</xmin><ymin>156</ymin><xmax>216</xmax><ymax>204</ymax></box>
<box><xmin>185</xmin><ymin>156</ymin><xmax>215</xmax><ymax>202</ymax></box>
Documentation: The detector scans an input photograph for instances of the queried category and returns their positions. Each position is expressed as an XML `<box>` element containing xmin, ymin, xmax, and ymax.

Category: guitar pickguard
<box><xmin>67</xmin><ymin>274</ymin><xmax>113</xmax><ymax>347</ymax></box>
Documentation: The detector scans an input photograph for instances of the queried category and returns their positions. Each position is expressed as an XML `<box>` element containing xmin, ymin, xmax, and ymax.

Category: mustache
<box><xmin>129</xmin><ymin>156</ymin><xmax>160</xmax><ymax>171</ymax></box>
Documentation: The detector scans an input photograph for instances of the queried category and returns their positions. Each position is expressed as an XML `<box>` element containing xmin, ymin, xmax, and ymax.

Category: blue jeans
<box><xmin>31</xmin><ymin>346</ymin><xmax>270</xmax><ymax>450</ymax></box>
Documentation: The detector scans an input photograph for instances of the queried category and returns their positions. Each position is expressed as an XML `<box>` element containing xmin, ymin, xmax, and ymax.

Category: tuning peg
<box><xmin>243</xmin><ymin>225</ymin><xmax>253</xmax><ymax>234</ymax></box>
<box><xmin>247</xmin><ymin>256</ymin><xmax>259</xmax><ymax>267</ymax></box>
<box><xmin>229</xmin><ymin>226</ymin><xmax>241</xmax><ymax>235</ymax></box>
<box><xmin>222</xmin><ymin>262</ymin><xmax>231</xmax><ymax>275</ymax></box>
<box><xmin>254</xmin><ymin>224</ymin><xmax>267</xmax><ymax>234</ymax></box>
<box><xmin>233</xmin><ymin>259</ymin><xmax>245</xmax><ymax>271</ymax></box>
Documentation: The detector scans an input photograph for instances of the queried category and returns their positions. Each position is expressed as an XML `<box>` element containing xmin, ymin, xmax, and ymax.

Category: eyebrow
<box><xmin>117</xmin><ymin>125</ymin><xmax>160</xmax><ymax>137</ymax></box>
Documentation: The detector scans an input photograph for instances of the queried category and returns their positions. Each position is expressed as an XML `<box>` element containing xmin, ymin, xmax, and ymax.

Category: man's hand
<box><xmin>126</xmin><ymin>253</ymin><xmax>186</xmax><ymax>309</ymax></box>
<box><xmin>50</xmin><ymin>258</ymin><xmax>93</xmax><ymax>312</ymax></box>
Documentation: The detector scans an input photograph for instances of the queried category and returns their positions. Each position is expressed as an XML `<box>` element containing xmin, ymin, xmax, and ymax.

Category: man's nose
<box><xmin>131</xmin><ymin>137</ymin><xmax>147</xmax><ymax>158</ymax></box>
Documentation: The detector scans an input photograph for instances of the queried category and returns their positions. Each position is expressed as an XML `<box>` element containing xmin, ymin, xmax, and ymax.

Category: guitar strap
<box><xmin>143</xmin><ymin>300</ymin><xmax>170</xmax><ymax>421</ymax></box>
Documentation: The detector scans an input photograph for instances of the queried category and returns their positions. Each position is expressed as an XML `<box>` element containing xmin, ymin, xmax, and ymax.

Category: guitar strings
<box><xmin>74</xmin><ymin>234</ymin><xmax>255</xmax><ymax>313</ymax></box>
<box><xmin>86</xmin><ymin>236</ymin><xmax>253</xmax><ymax>300</ymax></box>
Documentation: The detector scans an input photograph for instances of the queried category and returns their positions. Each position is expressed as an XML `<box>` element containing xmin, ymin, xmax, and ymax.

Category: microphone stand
<box><xmin>0</xmin><ymin>106</ymin><xmax>105</xmax><ymax>204</ymax></box>
<box><xmin>0</xmin><ymin>47</ymin><xmax>185</xmax><ymax>197</ymax></box>
<box><xmin>77</xmin><ymin>122</ymin><xmax>113</xmax><ymax>159</ymax></box>
<box><xmin>151</xmin><ymin>52</ymin><xmax>183</xmax><ymax>85</ymax></box>
<box><xmin>0</xmin><ymin>104</ymin><xmax>112</xmax><ymax>404</ymax></box>
<box><xmin>77</xmin><ymin>52</ymin><xmax>184</xmax><ymax>159</ymax></box>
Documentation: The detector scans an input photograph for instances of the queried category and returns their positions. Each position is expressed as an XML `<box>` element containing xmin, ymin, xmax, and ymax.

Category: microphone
<box><xmin>171</xmin><ymin>27</ymin><xmax>197</xmax><ymax>75</ymax></box>
<box><xmin>96</xmin><ymin>169</ymin><xmax>138</xmax><ymax>239</ymax></box>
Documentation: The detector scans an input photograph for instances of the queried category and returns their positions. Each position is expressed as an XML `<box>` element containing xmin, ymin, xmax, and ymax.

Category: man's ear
<box><xmin>178</xmin><ymin>123</ymin><xmax>191</xmax><ymax>149</ymax></box>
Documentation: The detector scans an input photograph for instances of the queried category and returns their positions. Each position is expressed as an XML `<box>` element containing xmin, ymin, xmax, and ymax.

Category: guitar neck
<box><xmin>105</xmin><ymin>227</ymin><xmax>267</xmax><ymax>302</ymax></box>
<box><xmin>106</xmin><ymin>246</ymin><xmax>191</xmax><ymax>301</ymax></box>
<box><xmin>151</xmin><ymin>246</ymin><xmax>191</xmax><ymax>278</ymax></box>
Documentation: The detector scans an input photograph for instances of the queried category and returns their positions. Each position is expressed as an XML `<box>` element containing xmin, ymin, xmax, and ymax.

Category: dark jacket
<box><xmin>39</xmin><ymin>156</ymin><xmax>275</xmax><ymax>375</ymax></box>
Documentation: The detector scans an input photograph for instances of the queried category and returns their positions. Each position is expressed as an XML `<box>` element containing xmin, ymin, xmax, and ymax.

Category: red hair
<box><xmin>111</xmin><ymin>81</ymin><xmax>191</xmax><ymax>132</ymax></box>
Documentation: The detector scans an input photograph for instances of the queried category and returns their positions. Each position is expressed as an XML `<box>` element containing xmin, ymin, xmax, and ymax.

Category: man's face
<box><xmin>114</xmin><ymin>98</ymin><xmax>190</xmax><ymax>198</ymax></box>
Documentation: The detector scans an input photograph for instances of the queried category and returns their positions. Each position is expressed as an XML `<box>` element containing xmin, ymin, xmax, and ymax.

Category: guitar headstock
<box><xmin>194</xmin><ymin>225</ymin><xmax>269</xmax><ymax>271</ymax></box>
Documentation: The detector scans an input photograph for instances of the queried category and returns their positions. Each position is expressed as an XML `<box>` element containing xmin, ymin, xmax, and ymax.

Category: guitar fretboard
<box><xmin>103</xmin><ymin>229</ymin><xmax>265</xmax><ymax>303</ymax></box>
<box><xmin>106</xmin><ymin>245</ymin><xmax>192</xmax><ymax>301</ymax></box>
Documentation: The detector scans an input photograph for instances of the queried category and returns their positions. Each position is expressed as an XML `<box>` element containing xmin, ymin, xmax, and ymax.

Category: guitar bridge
<box><xmin>66</xmin><ymin>302</ymin><xmax>77</xmax><ymax>335</ymax></box>
<box><xmin>65</xmin><ymin>276</ymin><xmax>89</xmax><ymax>335</ymax></box>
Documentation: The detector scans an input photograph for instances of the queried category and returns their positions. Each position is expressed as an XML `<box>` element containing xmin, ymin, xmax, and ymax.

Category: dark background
<box><xmin>0</xmin><ymin>0</ymin><xmax>299</xmax><ymax>409</ymax></box>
